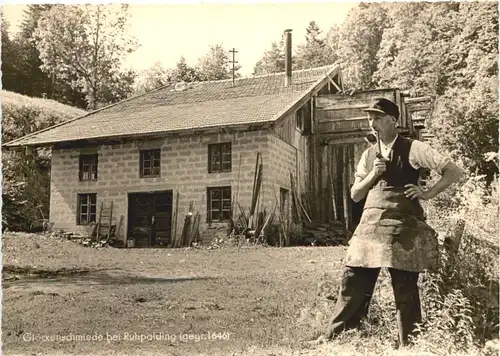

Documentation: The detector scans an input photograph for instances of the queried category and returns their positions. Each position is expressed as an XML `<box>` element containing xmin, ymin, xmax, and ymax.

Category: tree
<box><xmin>373</xmin><ymin>2</ymin><xmax>460</xmax><ymax>97</ymax></box>
<box><xmin>324</xmin><ymin>24</ymin><xmax>341</xmax><ymax>66</ymax></box>
<box><xmin>448</xmin><ymin>2</ymin><xmax>498</xmax><ymax>90</ymax></box>
<box><xmin>428</xmin><ymin>2</ymin><xmax>499</xmax><ymax>180</ymax></box>
<box><xmin>295</xmin><ymin>21</ymin><xmax>333</xmax><ymax>69</ymax></box>
<box><xmin>97</xmin><ymin>69</ymin><xmax>137</xmax><ymax>107</ymax></box>
<box><xmin>33</xmin><ymin>4</ymin><xmax>138</xmax><ymax>110</ymax></box>
<box><xmin>335</xmin><ymin>3</ymin><xmax>389</xmax><ymax>89</ymax></box>
<box><xmin>11</xmin><ymin>4</ymin><xmax>88</xmax><ymax>108</ymax></box>
<box><xmin>430</xmin><ymin>78</ymin><xmax>498</xmax><ymax>181</ymax></box>
<box><xmin>196</xmin><ymin>44</ymin><xmax>241</xmax><ymax>81</ymax></box>
<box><xmin>1</xmin><ymin>14</ymin><xmax>21</xmax><ymax>92</ymax></box>
<box><xmin>19</xmin><ymin>4</ymin><xmax>53</xmax><ymax>39</ymax></box>
<box><xmin>12</xmin><ymin>5</ymin><xmax>53</xmax><ymax>97</ymax></box>
<box><xmin>133</xmin><ymin>61</ymin><xmax>171</xmax><ymax>94</ymax></box>
<box><xmin>253</xmin><ymin>33</ymin><xmax>287</xmax><ymax>76</ymax></box>
<box><xmin>169</xmin><ymin>57</ymin><xmax>201</xmax><ymax>83</ymax></box>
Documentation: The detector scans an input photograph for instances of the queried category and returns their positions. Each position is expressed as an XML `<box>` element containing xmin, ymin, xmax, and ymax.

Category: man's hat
<box><xmin>363</xmin><ymin>97</ymin><xmax>400</xmax><ymax>120</ymax></box>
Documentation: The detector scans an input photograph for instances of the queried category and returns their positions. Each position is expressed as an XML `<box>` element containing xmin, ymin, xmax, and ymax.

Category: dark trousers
<box><xmin>325</xmin><ymin>266</ymin><xmax>422</xmax><ymax>346</ymax></box>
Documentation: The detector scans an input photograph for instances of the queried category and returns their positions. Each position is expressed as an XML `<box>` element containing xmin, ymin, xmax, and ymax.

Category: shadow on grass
<box><xmin>3</xmin><ymin>265</ymin><xmax>217</xmax><ymax>286</ymax></box>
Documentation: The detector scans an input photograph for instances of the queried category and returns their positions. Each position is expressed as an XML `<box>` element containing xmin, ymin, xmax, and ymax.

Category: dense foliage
<box><xmin>1</xmin><ymin>5</ymin><xmax>135</xmax><ymax>110</ymax></box>
<box><xmin>1</xmin><ymin>91</ymin><xmax>87</xmax><ymax>231</ymax></box>
<box><xmin>1</xmin><ymin>6</ymin><xmax>87</xmax><ymax>109</ymax></box>
<box><xmin>33</xmin><ymin>4</ymin><xmax>138</xmax><ymax>110</ymax></box>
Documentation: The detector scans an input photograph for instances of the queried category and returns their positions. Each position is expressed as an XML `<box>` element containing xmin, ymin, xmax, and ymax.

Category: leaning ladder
<box><xmin>95</xmin><ymin>201</ymin><xmax>114</xmax><ymax>241</ymax></box>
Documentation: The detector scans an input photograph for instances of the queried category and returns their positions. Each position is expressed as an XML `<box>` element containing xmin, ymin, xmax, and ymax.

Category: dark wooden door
<box><xmin>128</xmin><ymin>191</ymin><xmax>173</xmax><ymax>247</ymax></box>
<box><xmin>128</xmin><ymin>193</ymin><xmax>151</xmax><ymax>247</ymax></box>
<box><xmin>152</xmin><ymin>192</ymin><xmax>173</xmax><ymax>246</ymax></box>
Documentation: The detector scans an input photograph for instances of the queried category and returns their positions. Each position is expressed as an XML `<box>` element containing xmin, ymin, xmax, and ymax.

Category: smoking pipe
<box><xmin>364</xmin><ymin>130</ymin><xmax>390</xmax><ymax>161</ymax></box>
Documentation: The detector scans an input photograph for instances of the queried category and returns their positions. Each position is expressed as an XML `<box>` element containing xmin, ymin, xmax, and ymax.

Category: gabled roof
<box><xmin>4</xmin><ymin>65</ymin><xmax>338</xmax><ymax>148</ymax></box>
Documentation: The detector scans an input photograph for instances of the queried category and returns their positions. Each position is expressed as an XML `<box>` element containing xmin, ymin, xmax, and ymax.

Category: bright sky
<box><xmin>2</xmin><ymin>2</ymin><xmax>358</xmax><ymax>76</ymax></box>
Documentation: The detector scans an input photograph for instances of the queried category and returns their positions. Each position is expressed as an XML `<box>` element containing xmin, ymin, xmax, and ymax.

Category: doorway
<box><xmin>127</xmin><ymin>191</ymin><xmax>173</xmax><ymax>247</ymax></box>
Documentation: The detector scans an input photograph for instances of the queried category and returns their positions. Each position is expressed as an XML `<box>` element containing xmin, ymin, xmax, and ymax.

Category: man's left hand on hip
<box><xmin>404</xmin><ymin>184</ymin><xmax>431</xmax><ymax>200</ymax></box>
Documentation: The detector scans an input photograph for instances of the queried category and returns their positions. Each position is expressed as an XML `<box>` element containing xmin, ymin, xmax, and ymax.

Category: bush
<box><xmin>2</xmin><ymin>90</ymin><xmax>86</xmax><ymax>231</ymax></box>
<box><xmin>1</xmin><ymin>90</ymin><xmax>86</xmax><ymax>143</ymax></box>
<box><xmin>414</xmin><ymin>164</ymin><xmax>499</xmax><ymax>352</ymax></box>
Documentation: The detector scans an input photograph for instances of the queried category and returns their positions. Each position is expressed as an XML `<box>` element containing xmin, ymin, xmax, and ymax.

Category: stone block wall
<box><xmin>49</xmin><ymin>129</ymin><xmax>293</xmax><ymax>244</ymax></box>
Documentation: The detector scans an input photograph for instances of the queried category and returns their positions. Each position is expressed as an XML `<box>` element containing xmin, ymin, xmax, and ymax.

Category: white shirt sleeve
<box><xmin>355</xmin><ymin>149</ymin><xmax>370</xmax><ymax>180</ymax></box>
<box><xmin>409</xmin><ymin>140</ymin><xmax>451</xmax><ymax>175</ymax></box>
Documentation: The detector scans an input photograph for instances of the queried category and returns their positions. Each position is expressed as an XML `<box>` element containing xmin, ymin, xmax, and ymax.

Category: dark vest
<box><xmin>366</xmin><ymin>135</ymin><xmax>420</xmax><ymax>188</ymax></box>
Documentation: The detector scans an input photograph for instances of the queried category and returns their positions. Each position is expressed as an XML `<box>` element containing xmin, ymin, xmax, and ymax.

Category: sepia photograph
<box><xmin>1</xmin><ymin>1</ymin><xmax>498</xmax><ymax>355</ymax></box>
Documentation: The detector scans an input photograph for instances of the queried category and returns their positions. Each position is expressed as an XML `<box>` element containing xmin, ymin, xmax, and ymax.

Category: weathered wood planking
<box><xmin>297</xmin><ymin>132</ymin><xmax>309</xmax><ymax>194</ymax></box>
<box><xmin>319</xmin><ymin>117</ymin><xmax>369</xmax><ymax>133</ymax></box>
<box><xmin>316</xmin><ymin>89</ymin><xmax>411</xmax><ymax>133</ymax></box>
<box><xmin>282</xmin><ymin>89</ymin><xmax>426</xmax><ymax>228</ymax></box>
<box><xmin>316</xmin><ymin>90</ymin><xmax>397</xmax><ymax>110</ymax></box>
<box><xmin>311</xmin><ymin>139</ymin><xmax>370</xmax><ymax>229</ymax></box>
<box><xmin>273</xmin><ymin>113</ymin><xmax>296</xmax><ymax>145</ymax></box>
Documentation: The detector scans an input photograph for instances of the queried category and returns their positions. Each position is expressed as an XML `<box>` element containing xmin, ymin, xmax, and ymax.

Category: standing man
<box><xmin>319</xmin><ymin>98</ymin><xmax>462</xmax><ymax>347</ymax></box>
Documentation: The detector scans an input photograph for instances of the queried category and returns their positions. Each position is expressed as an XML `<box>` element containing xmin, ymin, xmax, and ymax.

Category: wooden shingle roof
<box><xmin>4</xmin><ymin>65</ymin><xmax>338</xmax><ymax>148</ymax></box>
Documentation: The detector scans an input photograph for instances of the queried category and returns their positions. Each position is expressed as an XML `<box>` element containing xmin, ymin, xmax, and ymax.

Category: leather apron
<box><xmin>344</xmin><ymin>136</ymin><xmax>439</xmax><ymax>273</ymax></box>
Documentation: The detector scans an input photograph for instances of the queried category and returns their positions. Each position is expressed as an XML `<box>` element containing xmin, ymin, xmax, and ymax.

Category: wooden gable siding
<box><xmin>316</xmin><ymin>89</ymin><xmax>411</xmax><ymax>137</ymax></box>
<box><xmin>273</xmin><ymin>113</ymin><xmax>296</xmax><ymax>145</ymax></box>
<box><xmin>270</xmin><ymin>79</ymin><xmax>343</xmax><ymax>200</ymax></box>
<box><xmin>272</xmin><ymin>103</ymin><xmax>313</xmax><ymax>195</ymax></box>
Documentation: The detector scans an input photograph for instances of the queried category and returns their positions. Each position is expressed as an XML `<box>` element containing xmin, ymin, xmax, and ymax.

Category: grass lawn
<box><xmin>2</xmin><ymin>232</ymin><xmax>350</xmax><ymax>356</ymax></box>
<box><xmin>2</xmin><ymin>232</ymin><xmax>490</xmax><ymax>356</ymax></box>
<box><xmin>1</xmin><ymin>90</ymin><xmax>87</xmax><ymax>120</ymax></box>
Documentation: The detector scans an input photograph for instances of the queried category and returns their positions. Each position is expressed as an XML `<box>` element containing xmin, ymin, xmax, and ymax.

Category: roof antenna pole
<box><xmin>229</xmin><ymin>48</ymin><xmax>238</xmax><ymax>87</ymax></box>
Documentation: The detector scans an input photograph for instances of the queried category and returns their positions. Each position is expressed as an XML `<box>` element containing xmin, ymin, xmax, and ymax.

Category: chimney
<box><xmin>284</xmin><ymin>29</ymin><xmax>292</xmax><ymax>87</ymax></box>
